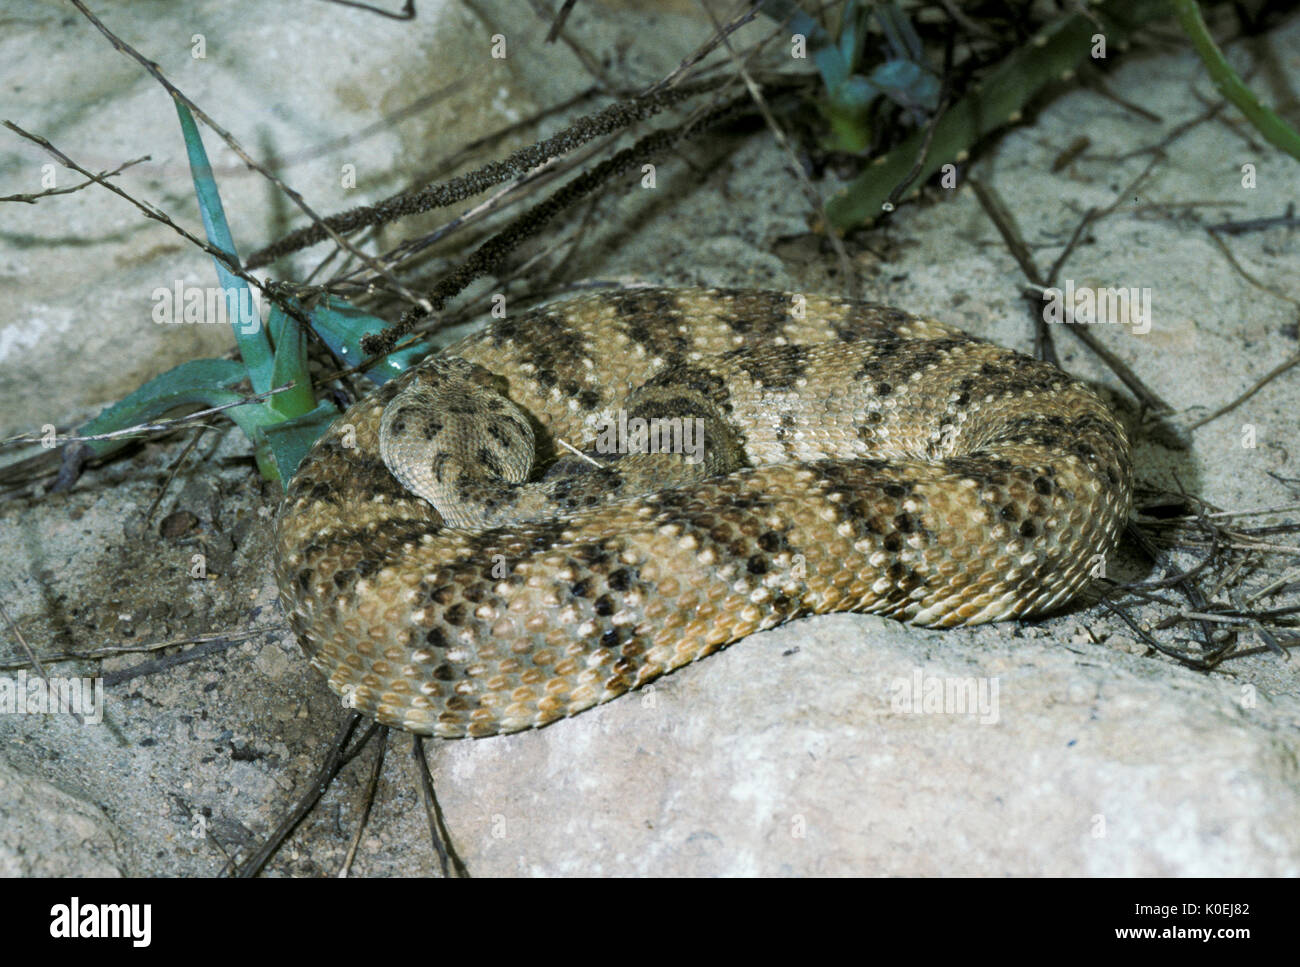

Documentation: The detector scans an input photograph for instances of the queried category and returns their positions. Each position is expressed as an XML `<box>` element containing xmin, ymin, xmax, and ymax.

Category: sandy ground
<box><xmin>1</xmin><ymin>1</ymin><xmax>1298</xmax><ymax>876</ymax></box>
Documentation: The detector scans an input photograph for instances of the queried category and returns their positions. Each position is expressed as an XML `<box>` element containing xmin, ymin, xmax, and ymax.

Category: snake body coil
<box><xmin>274</xmin><ymin>288</ymin><xmax>1132</xmax><ymax>737</ymax></box>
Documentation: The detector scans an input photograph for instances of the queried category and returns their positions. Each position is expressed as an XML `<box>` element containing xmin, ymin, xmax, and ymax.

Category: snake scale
<box><xmin>274</xmin><ymin>287</ymin><xmax>1132</xmax><ymax>738</ymax></box>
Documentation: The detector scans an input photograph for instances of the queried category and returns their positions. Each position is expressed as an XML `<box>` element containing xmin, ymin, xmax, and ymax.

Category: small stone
<box><xmin>160</xmin><ymin>510</ymin><xmax>200</xmax><ymax>539</ymax></box>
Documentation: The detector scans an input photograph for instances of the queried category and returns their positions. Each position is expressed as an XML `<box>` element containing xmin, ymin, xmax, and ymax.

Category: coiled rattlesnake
<box><xmin>274</xmin><ymin>287</ymin><xmax>1132</xmax><ymax>738</ymax></box>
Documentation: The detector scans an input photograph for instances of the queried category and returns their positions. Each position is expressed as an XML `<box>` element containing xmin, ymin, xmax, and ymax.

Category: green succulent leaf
<box><xmin>261</xmin><ymin>399</ymin><xmax>342</xmax><ymax>482</ymax></box>
<box><xmin>267</xmin><ymin>302</ymin><xmax>322</xmax><ymax>420</ymax></box>
<box><xmin>75</xmin><ymin>357</ymin><xmax>274</xmax><ymax>469</ymax></box>
<box><xmin>307</xmin><ymin>294</ymin><xmax>433</xmax><ymax>384</ymax></box>
<box><xmin>826</xmin><ymin>0</ymin><xmax>1172</xmax><ymax>230</ymax></box>
<box><xmin>174</xmin><ymin>101</ymin><xmax>275</xmax><ymax>394</ymax></box>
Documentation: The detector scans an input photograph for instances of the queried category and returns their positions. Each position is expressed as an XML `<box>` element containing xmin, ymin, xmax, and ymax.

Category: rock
<box><xmin>429</xmin><ymin>614</ymin><xmax>1300</xmax><ymax>876</ymax></box>
<box><xmin>0</xmin><ymin>757</ymin><xmax>124</xmax><ymax>877</ymax></box>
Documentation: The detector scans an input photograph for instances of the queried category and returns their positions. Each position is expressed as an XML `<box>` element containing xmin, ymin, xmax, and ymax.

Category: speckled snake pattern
<box><xmin>274</xmin><ymin>287</ymin><xmax>1132</xmax><ymax>738</ymax></box>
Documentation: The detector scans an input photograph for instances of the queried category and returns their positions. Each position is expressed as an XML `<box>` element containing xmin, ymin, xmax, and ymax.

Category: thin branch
<box><xmin>143</xmin><ymin>427</ymin><xmax>211</xmax><ymax>527</ymax></box>
<box><xmin>0</xmin><ymin>627</ymin><xmax>275</xmax><ymax>672</ymax></box>
<box><xmin>697</xmin><ymin>0</ymin><xmax>855</xmax><ymax>296</ymax></box>
<box><xmin>1187</xmin><ymin>348</ymin><xmax>1300</xmax><ymax>430</ymax></box>
<box><xmin>99</xmin><ymin>635</ymin><xmax>257</xmax><ymax>687</ymax></box>
<box><xmin>64</xmin><ymin>0</ymin><xmax>428</xmax><ymax>311</ymax></box>
<box><xmin>340</xmin><ymin>733</ymin><xmax>388</xmax><ymax>877</ymax></box>
<box><xmin>1203</xmin><ymin>227</ymin><xmax>1300</xmax><ymax>309</ymax></box>
<box><xmin>0</xmin><ymin>382</ymin><xmax>300</xmax><ymax>450</ymax></box>
<box><xmin>0</xmin><ymin>153</ymin><xmax>148</xmax><ymax>203</ymax></box>
<box><xmin>642</xmin><ymin>1</ymin><xmax>764</xmax><ymax>97</ymax></box>
<box><xmin>1109</xmin><ymin>98</ymin><xmax>1225</xmax><ymax>161</ymax></box>
<box><xmin>545</xmin><ymin>0</ymin><xmax>580</xmax><ymax>42</ymax></box>
<box><xmin>316</xmin><ymin>0</ymin><xmax>416</xmax><ymax>19</ymax></box>
<box><xmin>0</xmin><ymin>599</ymin><xmax>83</xmax><ymax>725</ymax></box>
<box><xmin>1205</xmin><ymin>203</ymin><xmax>1299</xmax><ymax>235</ymax></box>
<box><xmin>1080</xmin><ymin>66</ymin><xmax>1163</xmax><ymax>123</ymax></box>
<box><xmin>2</xmin><ymin>122</ymin><xmax>271</xmax><ymax>302</ymax></box>
<box><xmin>362</xmin><ymin>90</ymin><xmax>758</xmax><ymax>356</ymax></box>
<box><xmin>882</xmin><ymin>30</ymin><xmax>956</xmax><ymax>217</ymax></box>
<box><xmin>232</xmin><ymin>715</ymin><xmax>380</xmax><ymax>877</ymax></box>
<box><xmin>521</xmin><ymin>0</ymin><xmax>612</xmax><ymax>89</ymax></box>
<box><xmin>411</xmin><ymin>736</ymin><xmax>470</xmax><ymax>877</ymax></box>
<box><xmin>245</xmin><ymin>79</ymin><xmax>727</xmax><ymax>269</ymax></box>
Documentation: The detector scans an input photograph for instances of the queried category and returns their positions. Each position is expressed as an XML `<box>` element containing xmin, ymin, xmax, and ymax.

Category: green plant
<box><xmin>74</xmin><ymin>104</ymin><xmax>431</xmax><ymax>485</ymax></box>
<box><xmin>768</xmin><ymin>0</ymin><xmax>942</xmax><ymax>153</ymax></box>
